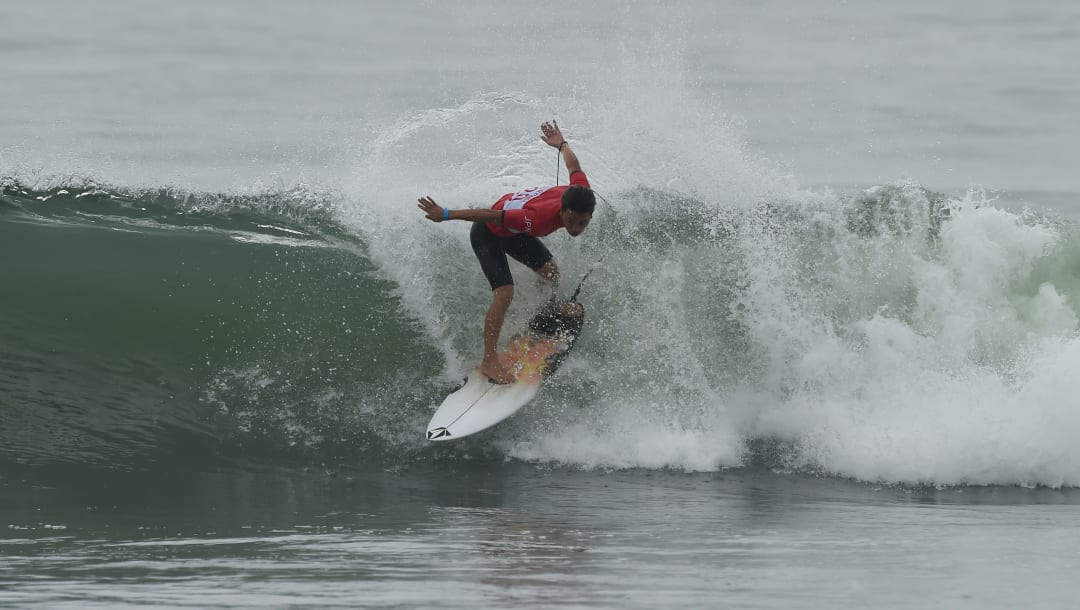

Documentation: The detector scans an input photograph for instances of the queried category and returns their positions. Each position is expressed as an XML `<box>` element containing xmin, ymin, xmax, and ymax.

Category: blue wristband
<box><xmin>443</xmin><ymin>208</ymin><xmax>450</xmax><ymax>221</ymax></box>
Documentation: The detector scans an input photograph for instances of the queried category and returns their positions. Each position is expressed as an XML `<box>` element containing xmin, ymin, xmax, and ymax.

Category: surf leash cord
<box><xmin>569</xmin><ymin>258</ymin><xmax>603</xmax><ymax>302</ymax></box>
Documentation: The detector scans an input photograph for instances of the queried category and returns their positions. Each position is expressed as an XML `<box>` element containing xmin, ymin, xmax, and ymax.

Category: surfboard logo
<box><xmin>427</xmin><ymin>427</ymin><xmax>452</xmax><ymax>440</ymax></box>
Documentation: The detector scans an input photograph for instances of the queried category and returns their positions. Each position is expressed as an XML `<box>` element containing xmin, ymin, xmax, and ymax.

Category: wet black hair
<box><xmin>561</xmin><ymin>185</ymin><xmax>596</xmax><ymax>215</ymax></box>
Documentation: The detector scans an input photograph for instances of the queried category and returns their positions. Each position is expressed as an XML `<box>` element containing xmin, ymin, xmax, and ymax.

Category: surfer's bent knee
<box><xmin>492</xmin><ymin>284</ymin><xmax>514</xmax><ymax>303</ymax></box>
<box><xmin>537</xmin><ymin>260</ymin><xmax>559</xmax><ymax>283</ymax></box>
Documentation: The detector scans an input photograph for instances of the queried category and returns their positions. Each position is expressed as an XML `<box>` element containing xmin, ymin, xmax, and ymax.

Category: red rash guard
<box><xmin>486</xmin><ymin>171</ymin><xmax>591</xmax><ymax>238</ymax></box>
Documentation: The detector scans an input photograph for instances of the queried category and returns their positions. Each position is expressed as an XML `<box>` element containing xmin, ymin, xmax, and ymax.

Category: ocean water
<box><xmin>3</xmin><ymin>1</ymin><xmax>1080</xmax><ymax>608</ymax></box>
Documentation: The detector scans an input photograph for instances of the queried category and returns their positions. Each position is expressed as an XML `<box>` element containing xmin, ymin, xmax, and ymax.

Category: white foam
<box><xmin>743</xmin><ymin>195</ymin><xmax>1080</xmax><ymax>487</ymax></box>
<box><xmin>506</xmin><ymin>417</ymin><xmax>744</xmax><ymax>472</ymax></box>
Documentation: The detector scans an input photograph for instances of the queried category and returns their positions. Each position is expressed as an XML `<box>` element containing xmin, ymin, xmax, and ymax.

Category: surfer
<box><xmin>417</xmin><ymin>120</ymin><xmax>596</xmax><ymax>384</ymax></box>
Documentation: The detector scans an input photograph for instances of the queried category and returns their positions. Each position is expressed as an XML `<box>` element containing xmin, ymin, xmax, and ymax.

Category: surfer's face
<box><xmin>561</xmin><ymin>210</ymin><xmax>591</xmax><ymax>236</ymax></box>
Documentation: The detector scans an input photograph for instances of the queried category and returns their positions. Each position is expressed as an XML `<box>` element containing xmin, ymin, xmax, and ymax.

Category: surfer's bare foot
<box><xmin>480</xmin><ymin>359</ymin><xmax>516</xmax><ymax>385</ymax></box>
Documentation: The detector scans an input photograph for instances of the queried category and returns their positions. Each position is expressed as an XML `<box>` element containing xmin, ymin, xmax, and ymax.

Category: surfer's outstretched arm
<box><xmin>540</xmin><ymin>120</ymin><xmax>581</xmax><ymax>175</ymax></box>
<box><xmin>417</xmin><ymin>196</ymin><xmax>507</xmax><ymax>224</ymax></box>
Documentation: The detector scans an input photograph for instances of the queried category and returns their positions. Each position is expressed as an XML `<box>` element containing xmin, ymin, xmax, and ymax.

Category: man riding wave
<box><xmin>417</xmin><ymin>120</ymin><xmax>596</xmax><ymax>384</ymax></box>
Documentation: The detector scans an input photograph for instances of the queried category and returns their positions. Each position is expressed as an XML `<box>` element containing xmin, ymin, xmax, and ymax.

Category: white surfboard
<box><xmin>426</xmin><ymin>302</ymin><xmax>584</xmax><ymax>442</ymax></box>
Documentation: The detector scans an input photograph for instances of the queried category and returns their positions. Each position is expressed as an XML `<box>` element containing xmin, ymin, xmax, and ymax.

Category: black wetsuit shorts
<box><xmin>470</xmin><ymin>222</ymin><xmax>553</xmax><ymax>290</ymax></box>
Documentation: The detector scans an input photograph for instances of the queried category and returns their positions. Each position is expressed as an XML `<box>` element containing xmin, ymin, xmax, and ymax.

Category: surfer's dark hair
<box><xmin>561</xmin><ymin>185</ymin><xmax>596</xmax><ymax>215</ymax></box>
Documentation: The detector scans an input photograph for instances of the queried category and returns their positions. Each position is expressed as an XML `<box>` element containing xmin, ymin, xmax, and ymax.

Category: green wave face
<box><xmin>0</xmin><ymin>180</ymin><xmax>442</xmax><ymax>468</ymax></box>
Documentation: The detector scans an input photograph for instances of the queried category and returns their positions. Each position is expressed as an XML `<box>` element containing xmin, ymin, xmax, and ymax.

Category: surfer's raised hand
<box><xmin>417</xmin><ymin>196</ymin><xmax>446</xmax><ymax>222</ymax></box>
<box><xmin>542</xmin><ymin>120</ymin><xmax>582</xmax><ymax>176</ymax></box>
<box><xmin>540</xmin><ymin>120</ymin><xmax>566</xmax><ymax>148</ymax></box>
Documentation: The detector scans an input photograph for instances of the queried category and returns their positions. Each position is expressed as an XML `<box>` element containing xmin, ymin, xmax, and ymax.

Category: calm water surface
<box><xmin>5</xmin><ymin>464</ymin><xmax>1080</xmax><ymax>609</ymax></box>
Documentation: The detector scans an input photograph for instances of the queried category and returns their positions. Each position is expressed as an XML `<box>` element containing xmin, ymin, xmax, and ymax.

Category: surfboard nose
<box><xmin>427</xmin><ymin>427</ymin><xmax>452</xmax><ymax>441</ymax></box>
